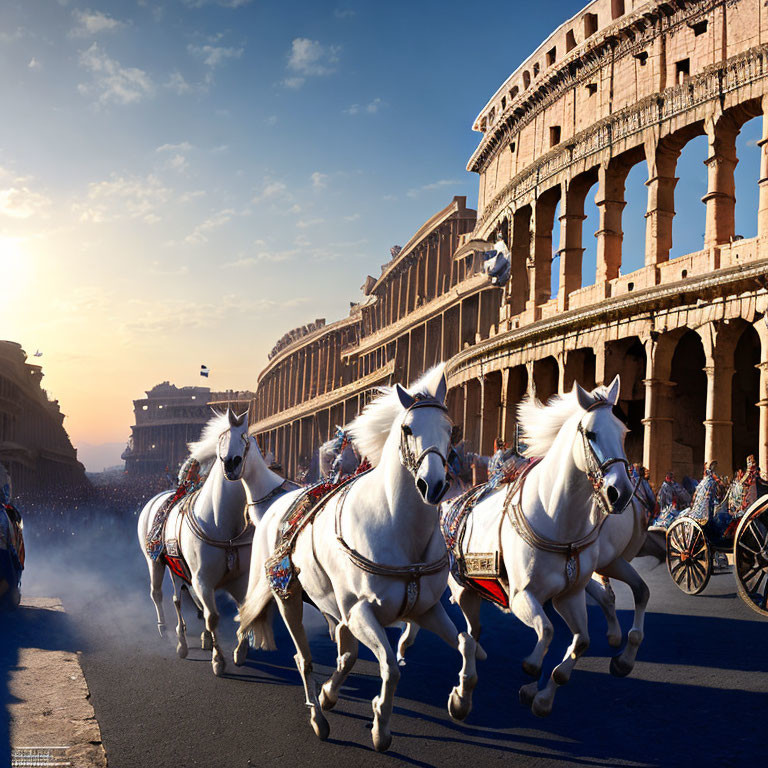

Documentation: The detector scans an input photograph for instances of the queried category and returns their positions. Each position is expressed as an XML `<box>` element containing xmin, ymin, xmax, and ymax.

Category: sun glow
<box><xmin>0</xmin><ymin>236</ymin><xmax>33</xmax><ymax>294</ymax></box>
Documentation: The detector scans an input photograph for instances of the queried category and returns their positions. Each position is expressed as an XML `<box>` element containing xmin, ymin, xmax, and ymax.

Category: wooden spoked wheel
<box><xmin>733</xmin><ymin>495</ymin><xmax>768</xmax><ymax>617</ymax></box>
<box><xmin>666</xmin><ymin>517</ymin><xmax>711</xmax><ymax>595</ymax></box>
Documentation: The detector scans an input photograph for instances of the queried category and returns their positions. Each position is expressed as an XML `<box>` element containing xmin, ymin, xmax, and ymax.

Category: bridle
<box><xmin>398</xmin><ymin>394</ymin><xmax>451</xmax><ymax>502</ymax></box>
<box><xmin>576</xmin><ymin>400</ymin><xmax>639</xmax><ymax>516</ymax></box>
<box><xmin>217</xmin><ymin>429</ymin><xmax>251</xmax><ymax>479</ymax></box>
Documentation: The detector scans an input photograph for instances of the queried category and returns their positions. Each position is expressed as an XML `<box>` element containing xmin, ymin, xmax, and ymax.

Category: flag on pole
<box><xmin>200</xmin><ymin>364</ymin><xmax>209</xmax><ymax>378</ymax></box>
<box><xmin>33</xmin><ymin>350</ymin><xmax>42</xmax><ymax>357</ymax></box>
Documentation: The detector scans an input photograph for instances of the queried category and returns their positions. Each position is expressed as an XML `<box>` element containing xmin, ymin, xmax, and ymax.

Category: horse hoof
<box><xmin>201</xmin><ymin>632</ymin><xmax>213</xmax><ymax>651</ymax></box>
<box><xmin>371</xmin><ymin>722</ymin><xmax>392</xmax><ymax>752</ymax></box>
<box><xmin>610</xmin><ymin>655</ymin><xmax>632</xmax><ymax>678</ymax></box>
<box><xmin>233</xmin><ymin>646</ymin><xmax>247</xmax><ymax>667</ymax></box>
<box><xmin>157</xmin><ymin>624</ymin><xmax>167</xmax><ymax>639</ymax></box>
<box><xmin>319</xmin><ymin>683</ymin><xmax>337</xmax><ymax>711</ymax></box>
<box><xmin>521</xmin><ymin>659</ymin><xmax>541</xmax><ymax>678</ymax></box>
<box><xmin>531</xmin><ymin>694</ymin><xmax>553</xmax><ymax>718</ymax></box>
<box><xmin>448</xmin><ymin>687</ymin><xmax>472</xmax><ymax>722</ymax></box>
<box><xmin>519</xmin><ymin>681</ymin><xmax>538</xmax><ymax>709</ymax></box>
<box><xmin>607</xmin><ymin>633</ymin><xmax>623</xmax><ymax>648</ymax></box>
<box><xmin>176</xmin><ymin>643</ymin><xmax>188</xmax><ymax>659</ymax></box>
<box><xmin>212</xmin><ymin>657</ymin><xmax>226</xmax><ymax>677</ymax></box>
<box><xmin>475</xmin><ymin>643</ymin><xmax>488</xmax><ymax>662</ymax></box>
<box><xmin>310</xmin><ymin>708</ymin><xmax>330</xmax><ymax>741</ymax></box>
<box><xmin>396</xmin><ymin>655</ymin><xmax>407</xmax><ymax>667</ymax></box>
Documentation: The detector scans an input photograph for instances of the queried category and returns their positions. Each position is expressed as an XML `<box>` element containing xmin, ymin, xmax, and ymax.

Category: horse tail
<box><xmin>236</xmin><ymin>584</ymin><xmax>277</xmax><ymax>651</ymax></box>
<box><xmin>636</xmin><ymin>529</ymin><xmax>666</xmax><ymax>564</ymax></box>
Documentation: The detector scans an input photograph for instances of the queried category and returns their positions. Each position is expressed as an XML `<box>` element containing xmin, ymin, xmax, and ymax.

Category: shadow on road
<box><xmin>0</xmin><ymin>602</ymin><xmax>80</xmax><ymax>767</ymax></box>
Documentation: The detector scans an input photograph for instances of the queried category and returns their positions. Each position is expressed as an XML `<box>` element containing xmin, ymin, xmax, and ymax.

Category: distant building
<box><xmin>122</xmin><ymin>382</ymin><xmax>256</xmax><ymax>477</ymax></box>
<box><xmin>0</xmin><ymin>341</ymin><xmax>87</xmax><ymax>496</ymax></box>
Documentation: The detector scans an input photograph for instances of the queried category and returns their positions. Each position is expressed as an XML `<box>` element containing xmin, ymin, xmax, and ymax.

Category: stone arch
<box><xmin>732</xmin><ymin>322</ymin><xmax>760</xmax><ymax>471</ymax></box>
<box><xmin>670</xmin><ymin>329</ymin><xmax>707</xmax><ymax>480</ymax></box>
<box><xmin>604</xmin><ymin>337</ymin><xmax>646</xmax><ymax>464</ymax></box>
<box><xmin>509</xmin><ymin>205</ymin><xmax>531</xmax><ymax>315</ymax></box>
<box><xmin>533</xmin><ymin>356</ymin><xmax>559</xmax><ymax>404</ymax></box>
<box><xmin>503</xmin><ymin>364</ymin><xmax>528</xmax><ymax>448</ymax></box>
<box><xmin>562</xmin><ymin>348</ymin><xmax>596</xmax><ymax>392</ymax></box>
<box><xmin>532</xmin><ymin>185</ymin><xmax>561</xmax><ymax>308</ymax></box>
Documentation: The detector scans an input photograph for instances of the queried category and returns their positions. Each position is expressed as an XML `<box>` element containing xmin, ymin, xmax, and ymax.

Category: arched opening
<box><xmin>621</xmin><ymin>161</ymin><xmax>648</xmax><ymax>275</ymax></box>
<box><xmin>563</xmin><ymin>348</ymin><xmax>596</xmax><ymax>392</ymax></box>
<box><xmin>533</xmin><ymin>356</ymin><xmax>559</xmax><ymax>404</ymax></box>
<box><xmin>604</xmin><ymin>337</ymin><xmax>646</xmax><ymax>464</ymax></box>
<box><xmin>582</xmin><ymin>179</ymin><xmax>600</xmax><ymax>287</ymax></box>
<box><xmin>670</xmin><ymin>330</ymin><xmax>707</xmax><ymax>479</ymax></box>
<box><xmin>671</xmin><ymin>134</ymin><xmax>708</xmax><ymax>259</ymax></box>
<box><xmin>732</xmin><ymin>324</ymin><xmax>760</xmax><ymax>470</ymax></box>
<box><xmin>504</xmin><ymin>364</ymin><xmax>528</xmax><ymax>448</ymax></box>
<box><xmin>734</xmin><ymin>115</ymin><xmax>761</xmax><ymax>240</ymax></box>
<box><xmin>482</xmin><ymin>371</ymin><xmax>503</xmax><ymax>455</ymax></box>
<box><xmin>551</xmin><ymin>199</ymin><xmax>561</xmax><ymax>299</ymax></box>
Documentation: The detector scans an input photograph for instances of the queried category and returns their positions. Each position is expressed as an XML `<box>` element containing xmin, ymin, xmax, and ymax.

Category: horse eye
<box><xmin>402</xmin><ymin>424</ymin><xmax>412</xmax><ymax>436</ymax></box>
<box><xmin>586</xmin><ymin>430</ymin><xmax>597</xmax><ymax>441</ymax></box>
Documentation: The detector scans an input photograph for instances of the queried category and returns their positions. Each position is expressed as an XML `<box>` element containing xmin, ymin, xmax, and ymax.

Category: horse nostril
<box><xmin>606</xmin><ymin>485</ymin><xmax>619</xmax><ymax>505</ymax></box>
<box><xmin>429</xmin><ymin>480</ymin><xmax>444</xmax><ymax>504</ymax></box>
<box><xmin>416</xmin><ymin>477</ymin><xmax>428</xmax><ymax>499</ymax></box>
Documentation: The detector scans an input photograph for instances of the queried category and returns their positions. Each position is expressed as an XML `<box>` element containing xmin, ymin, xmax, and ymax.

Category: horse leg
<box><xmin>531</xmin><ymin>591</ymin><xmax>590</xmax><ymax>718</ymax></box>
<box><xmin>346</xmin><ymin>600</ymin><xmax>400</xmax><ymax>752</ymax></box>
<box><xmin>194</xmin><ymin>577</ymin><xmax>226</xmax><ymax>676</ymax></box>
<box><xmin>585</xmin><ymin>578</ymin><xmax>622</xmax><ymax>648</ymax></box>
<box><xmin>319</xmin><ymin>622</ymin><xmax>359</xmax><ymax>710</ymax></box>
<box><xmin>146</xmin><ymin>556</ymin><xmax>167</xmax><ymax>639</ymax></box>
<box><xmin>227</xmin><ymin>574</ymin><xmax>251</xmax><ymax>667</ymax></box>
<box><xmin>510</xmin><ymin>589</ymin><xmax>554</xmax><ymax>709</ymax></box>
<box><xmin>274</xmin><ymin>590</ymin><xmax>329</xmax><ymax>741</ymax></box>
<box><xmin>170</xmin><ymin>575</ymin><xmax>188</xmax><ymax>658</ymax></box>
<box><xmin>450</xmin><ymin>579</ymin><xmax>488</xmax><ymax>661</ymax></box>
<box><xmin>396</xmin><ymin>621</ymin><xmax>419</xmax><ymax>666</ymax></box>
<box><xmin>410</xmin><ymin>600</ymin><xmax>477</xmax><ymax>722</ymax></box>
<box><xmin>601</xmin><ymin>559</ymin><xmax>650</xmax><ymax>678</ymax></box>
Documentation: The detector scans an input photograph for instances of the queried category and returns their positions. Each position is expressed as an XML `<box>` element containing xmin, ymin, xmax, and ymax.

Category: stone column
<box><xmin>759</xmin><ymin>94</ymin><xmax>768</xmax><ymax>239</ymax></box>
<box><xmin>595</xmin><ymin>162</ymin><xmax>627</xmax><ymax>287</ymax></box>
<box><xmin>641</xmin><ymin>336</ymin><xmax>676</xmax><ymax>488</ymax></box>
<box><xmin>644</xmin><ymin>141</ymin><xmax>680</xmax><ymax>268</ymax></box>
<box><xmin>556</xmin><ymin>351</ymin><xmax>568</xmax><ymax>394</ymax></box>
<box><xmin>557</xmin><ymin>181</ymin><xmax>587</xmax><ymax>312</ymax></box>
<box><xmin>703</xmin><ymin>115</ymin><xmax>738</xmax><ymax>249</ymax></box>
<box><xmin>499</xmin><ymin>368</ymin><xmax>511</xmax><ymax>442</ymax></box>
<box><xmin>698</xmin><ymin>322</ymin><xmax>735</xmax><ymax>477</ymax></box>
<box><xmin>754</xmin><ymin>318</ymin><xmax>768</xmax><ymax>474</ymax></box>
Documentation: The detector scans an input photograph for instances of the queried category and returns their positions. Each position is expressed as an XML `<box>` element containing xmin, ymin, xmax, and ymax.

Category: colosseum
<box><xmin>251</xmin><ymin>0</ymin><xmax>768</xmax><ymax>489</ymax></box>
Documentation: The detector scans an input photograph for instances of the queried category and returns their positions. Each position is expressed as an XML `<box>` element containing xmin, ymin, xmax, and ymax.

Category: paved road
<box><xmin>19</xmin><ymin>520</ymin><xmax>768</xmax><ymax>768</ymax></box>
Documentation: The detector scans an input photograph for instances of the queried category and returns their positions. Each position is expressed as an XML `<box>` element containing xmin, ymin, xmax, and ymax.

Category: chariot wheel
<box><xmin>666</xmin><ymin>517</ymin><xmax>711</xmax><ymax>595</ymax></box>
<box><xmin>733</xmin><ymin>494</ymin><xmax>768</xmax><ymax>617</ymax></box>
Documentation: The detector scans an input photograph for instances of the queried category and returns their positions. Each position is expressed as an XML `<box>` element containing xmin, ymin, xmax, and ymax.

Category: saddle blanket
<box><xmin>145</xmin><ymin>489</ymin><xmax>197</xmax><ymax>583</ymax></box>
<box><xmin>440</xmin><ymin>455</ymin><xmax>537</xmax><ymax>610</ymax></box>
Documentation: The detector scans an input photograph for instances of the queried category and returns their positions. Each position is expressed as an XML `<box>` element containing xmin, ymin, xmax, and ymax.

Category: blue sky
<box><xmin>0</xmin><ymin>0</ymin><xmax>763</xmax><ymax>457</ymax></box>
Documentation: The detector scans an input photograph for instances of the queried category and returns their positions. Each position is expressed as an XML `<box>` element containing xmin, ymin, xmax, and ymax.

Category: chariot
<box><xmin>665</xmin><ymin>478</ymin><xmax>768</xmax><ymax>616</ymax></box>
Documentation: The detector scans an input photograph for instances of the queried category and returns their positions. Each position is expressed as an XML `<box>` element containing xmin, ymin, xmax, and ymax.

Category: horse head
<box><xmin>218</xmin><ymin>408</ymin><xmax>251</xmax><ymax>481</ymax></box>
<box><xmin>573</xmin><ymin>375</ymin><xmax>635</xmax><ymax>514</ymax></box>
<box><xmin>395</xmin><ymin>368</ymin><xmax>452</xmax><ymax>505</ymax></box>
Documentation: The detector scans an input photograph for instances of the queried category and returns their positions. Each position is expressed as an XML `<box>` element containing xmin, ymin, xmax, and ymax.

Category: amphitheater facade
<box><xmin>251</xmin><ymin>0</ymin><xmax>768</xmax><ymax>488</ymax></box>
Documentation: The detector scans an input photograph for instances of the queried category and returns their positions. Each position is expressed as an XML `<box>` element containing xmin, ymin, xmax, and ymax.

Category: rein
<box><xmin>506</xmin><ymin>399</ymin><xmax>637</xmax><ymax>587</ymax></box>
<box><xmin>334</xmin><ymin>470</ymin><xmax>449</xmax><ymax>618</ymax></box>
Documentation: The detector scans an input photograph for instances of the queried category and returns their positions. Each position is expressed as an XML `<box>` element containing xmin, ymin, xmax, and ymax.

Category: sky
<box><xmin>0</xmin><ymin>1</ymin><xmax>763</xmax><ymax>469</ymax></box>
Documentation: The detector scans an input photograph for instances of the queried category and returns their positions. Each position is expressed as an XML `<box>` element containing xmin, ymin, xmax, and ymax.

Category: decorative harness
<box><xmin>268</xmin><ymin>394</ymin><xmax>451</xmax><ymax>618</ymax></box>
<box><xmin>507</xmin><ymin>399</ymin><xmax>639</xmax><ymax>588</ymax></box>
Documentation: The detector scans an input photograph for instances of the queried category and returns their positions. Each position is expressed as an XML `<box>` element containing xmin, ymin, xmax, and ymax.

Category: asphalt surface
<box><xmin>15</xmin><ymin>518</ymin><xmax>768</xmax><ymax>768</ymax></box>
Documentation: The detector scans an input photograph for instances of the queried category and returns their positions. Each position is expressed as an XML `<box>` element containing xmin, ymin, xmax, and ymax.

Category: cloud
<box><xmin>0</xmin><ymin>183</ymin><xmax>50</xmax><ymax>219</ymax></box>
<box><xmin>282</xmin><ymin>38</ymin><xmax>339</xmax><ymax>87</ymax></box>
<box><xmin>184</xmin><ymin>208</ymin><xmax>237</xmax><ymax>244</ymax></box>
<box><xmin>181</xmin><ymin>0</ymin><xmax>254</xmax><ymax>7</ymax></box>
<box><xmin>76</xmin><ymin>173</ymin><xmax>171</xmax><ymax>223</ymax></box>
<box><xmin>71</xmin><ymin>10</ymin><xmax>125</xmax><ymax>37</ymax></box>
<box><xmin>264</xmin><ymin>115</ymin><xmax>278</xmax><ymax>126</ymax></box>
<box><xmin>297</xmin><ymin>217</ymin><xmax>324</xmax><ymax>228</ymax></box>
<box><xmin>78</xmin><ymin>43</ymin><xmax>153</xmax><ymax>105</ymax></box>
<box><xmin>156</xmin><ymin>142</ymin><xmax>193</xmax><ymax>173</ymax></box>
<box><xmin>334</xmin><ymin>9</ymin><xmax>356</xmax><ymax>19</ymax></box>
<box><xmin>311</xmin><ymin>172</ymin><xmax>328</xmax><ymax>189</ymax></box>
<box><xmin>343</xmin><ymin>213</ymin><xmax>360</xmax><ymax>221</ymax></box>
<box><xmin>28</xmin><ymin>57</ymin><xmax>42</xmax><ymax>71</ymax></box>
<box><xmin>166</xmin><ymin>71</ymin><xmax>193</xmax><ymax>95</ymax></box>
<box><xmin>156</xmin><ymin>142</ymin><xmax>194</xmax><ymax>154</ymax></box>
<box><xmin>406</xmin><ymin>179</ymin><xmax>460</xmax><ymax>198</ymax></box>
<box><xmin>188</xmin><ymin>43</ymin><xmax>243</xmax><ymax>69</ymax></box>
<box><xmin>252</xmin><ymin>180</ymin><xmax>292</xmax><ymax>203</ymax></box>
<box><xmin>344</xmin><ymin>97</ymin><xmax>384</xmax><ymax>115</ymax></box>
<box><xmin>223</xmin><ymin>248</ymin><xmax>298</xmax><ymax>268</ymax></box>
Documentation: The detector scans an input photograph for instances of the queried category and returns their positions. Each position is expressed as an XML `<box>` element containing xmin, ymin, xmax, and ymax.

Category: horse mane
<box><xmin>187</xmin><ymin>412</ymin><xmax>231</xmax><ymax>462</ymax></box>
<box><xmin>517</xmin><ymin>383</ymin><xmax>615</xmax><ymax>458</ymax></box>
<box><xmin>347</xmin><ymin>364</ymin><xmax>447</xmax><ymax>467</ymax></box>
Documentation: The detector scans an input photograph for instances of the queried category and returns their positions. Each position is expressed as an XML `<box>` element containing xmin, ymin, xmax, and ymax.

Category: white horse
<box><xmin>431</xmin><ymin>378</ymin><xmax>636</xmax><ymax>717</ymax></box>
<box><xmin>137</xmin><ymin>408</ymin><xmax>286</xmax><ymax>675</ymax></box>
<box><xmin>238</xmin><ymin>365</ymin><xmax>478</xmax><ymax>752</ymax></box>
<box><xmin>399</xmin><ymin>442</ymin><xmax>654</xmax><ymax>680</ymax></box>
